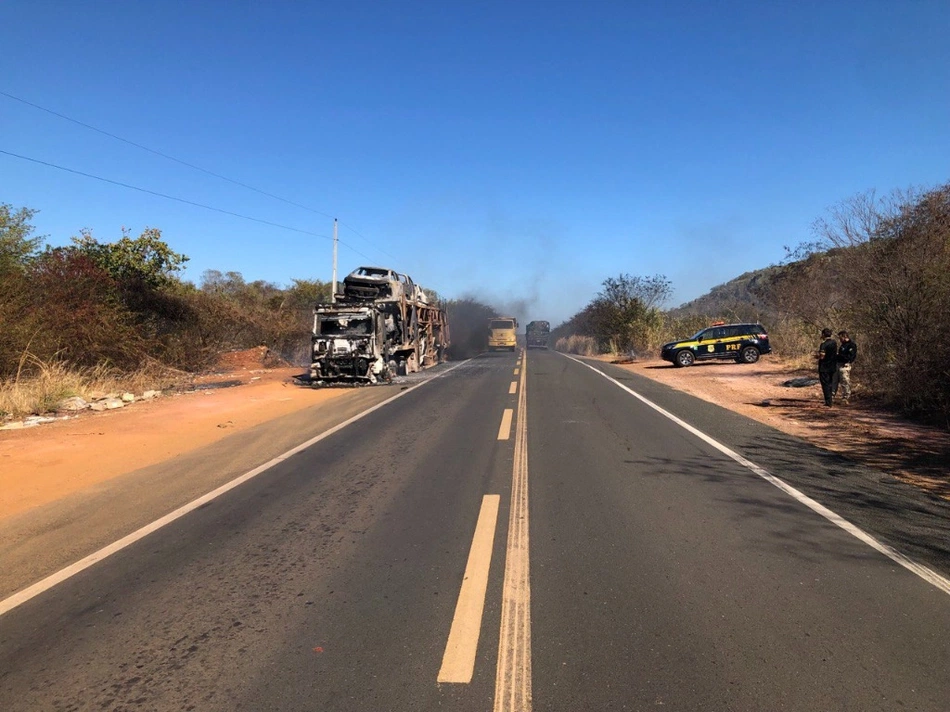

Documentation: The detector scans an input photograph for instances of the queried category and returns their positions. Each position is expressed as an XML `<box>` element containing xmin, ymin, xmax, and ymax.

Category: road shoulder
<box><xmin>605</xmin><ymin>356</ymin><xmax>950</xmax><ymax>501</ymax></box>
<box><xmin>0</xmin><ymin>370</ymin><xmax>400</xmax><ymax>598</ymax></box>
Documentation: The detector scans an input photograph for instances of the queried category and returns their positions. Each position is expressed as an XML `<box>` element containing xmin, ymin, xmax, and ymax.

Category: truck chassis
<box><xmin>300</xmin><ymin>294</ymin><xmax>449</xmax><ymax>386</ymax></box>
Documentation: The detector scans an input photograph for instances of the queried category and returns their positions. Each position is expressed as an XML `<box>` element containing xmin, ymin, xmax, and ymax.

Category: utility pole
<box><xmin>331</xmin><ymin>218</ymin><xmax>338</xmax><ymax>303</ymax></box>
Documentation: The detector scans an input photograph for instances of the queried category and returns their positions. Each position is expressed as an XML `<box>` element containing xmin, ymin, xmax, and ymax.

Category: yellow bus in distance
<box><xmin>488</xmin><ymin>317</ymin><xmax>518</xmax><ymax>352</ymax></box>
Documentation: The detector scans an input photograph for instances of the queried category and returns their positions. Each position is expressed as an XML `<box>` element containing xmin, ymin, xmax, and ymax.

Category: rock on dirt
<box><xmin>784</xmin><ymin>377</ymin><xmax>820</xmax><ymax>387</ymax></box>
<box><xmin>90</xmin><ymin>398</ymin><xmax>125</xmax><ymax>412</ymax></box>
<box><xmin>59</xmin><ymin>396</ymin><xmax>89</xmax><ymax>411</ymax></box>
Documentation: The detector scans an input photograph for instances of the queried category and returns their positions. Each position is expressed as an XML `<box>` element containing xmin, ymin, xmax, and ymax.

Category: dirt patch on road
<box><xmin>613</xmin><ymin>357</ymin><xmax>950</xmax><ymax>500</ymax></box>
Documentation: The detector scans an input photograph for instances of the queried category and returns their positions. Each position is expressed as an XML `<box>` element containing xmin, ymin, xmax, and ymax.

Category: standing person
<box><xmin>817</xmin><ymin>328</ymin><xmax>838</xmax><ymax>407</ymax></box>
<box><xmin>833</xmin><ymin>330</ymin><xmax>858</xmax><ymax>403</ymax></box>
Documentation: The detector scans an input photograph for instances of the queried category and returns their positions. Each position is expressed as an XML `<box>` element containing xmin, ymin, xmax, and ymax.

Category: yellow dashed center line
<box><xmin>497</xmin><ymin>409</ymin><xmax>514</xmax><ymax>440</ymax></box>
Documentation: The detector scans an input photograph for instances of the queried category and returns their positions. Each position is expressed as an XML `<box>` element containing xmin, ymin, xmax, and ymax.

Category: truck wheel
<box><xmin>738</xmin><ymin>346</ymin><xmax>760</xmax><ymax>364</ymax></box>
<box><xmin>675</xmin><ymin>350</ymin><xmax>695</xmax><ymax>367</ymax></box>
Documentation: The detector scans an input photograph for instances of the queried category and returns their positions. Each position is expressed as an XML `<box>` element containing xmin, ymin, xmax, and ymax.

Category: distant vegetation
<box><xmin>3</xmin><ymin>181</ymin><xmax>948</xmax><ymax>427</ymax></box>
<box><xmin>0</xmin><ymin>202</ymin><xmax>506</xmax><ymax>417</ymax></box>
<box><xmin>553</xmin><ymin>182</ymin><xmax>950</xmax><ymax>428</ymax></box>
<box><xmin>0</xmin><ymin>207</ymin><xmax>330</xmax><ymax>381</ymax></box>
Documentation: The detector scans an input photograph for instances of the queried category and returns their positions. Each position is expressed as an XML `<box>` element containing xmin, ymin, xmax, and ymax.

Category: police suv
<box><xmin>661</xmin><ymin>322</ymin><xmax>771</xmax><ymax>367</ymax></box>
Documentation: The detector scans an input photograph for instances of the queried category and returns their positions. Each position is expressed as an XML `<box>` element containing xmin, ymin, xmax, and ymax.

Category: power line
<box><xmin>1</xmin><ymin>89</ymin><xmax>336</xmax><ymax>221</ymax></box>
<box><xmin>1</xmin><ymin>89</ymin><xmax>400</xmax><ymax>263</ymax></box>
<box><xmin>339</xmin><ymin>219</ymin><xmax>398</xmax><ymax>263</ymax></box>
<box><xmin>0</xmin><ymin>148</ymin><xmax>374</xmax><ymax>262</ymax></box>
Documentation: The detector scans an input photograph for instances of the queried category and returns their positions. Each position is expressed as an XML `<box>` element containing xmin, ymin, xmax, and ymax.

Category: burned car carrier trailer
<box><xmin>302</xmin><ymin>287</ymin><xmax>449</xmax><ymax>386</ymax></box>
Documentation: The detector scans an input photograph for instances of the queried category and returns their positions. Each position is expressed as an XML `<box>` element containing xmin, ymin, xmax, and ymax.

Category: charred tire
<box><xmin>738</xmin><ymin>346</ymin><xmax>760</xmax><ymax>364</ymax></box>
<box><xmin>675</xmin><ymin>350</ymin><xmax>695</xmax><ymax>367</ymax></box>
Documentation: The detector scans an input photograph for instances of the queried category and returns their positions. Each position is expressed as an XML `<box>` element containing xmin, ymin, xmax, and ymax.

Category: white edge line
<box><xmin>0</xmin><ymin>359</ymin><xmax>473</xmax><ymax>618</ymax></box>
<box><xmin>437</xmin><ymin>494</ymin><xmax>501</xmax><ymax>683</ymax></box>
<box><xmin>564</xmin><ymin>354</ymin><xmax>950</xmax><ymax>597</ymax></box>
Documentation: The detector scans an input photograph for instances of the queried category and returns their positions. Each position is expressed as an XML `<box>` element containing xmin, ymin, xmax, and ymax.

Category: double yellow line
<box><xmin>494</xmin><ymin>351</ymin><xmax>533</xmax><ymax>710</ymax></box>
<box><xmin>439</xmin><ymin>350</ymin><xmax>533</xmax><ymax>711</ymax></box>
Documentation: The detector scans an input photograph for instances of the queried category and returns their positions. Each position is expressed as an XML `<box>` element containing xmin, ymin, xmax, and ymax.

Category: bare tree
<box><xmin>774</xmin><ymin>184</ymin><xmax>950</xmax><ymax>425</ymax></box>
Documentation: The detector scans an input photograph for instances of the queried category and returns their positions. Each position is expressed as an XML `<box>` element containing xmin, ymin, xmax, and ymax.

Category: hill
<box><xmin>669</xmin><ymin>265</ymin><xmax>785</xmax><ymax>323</ymax></box>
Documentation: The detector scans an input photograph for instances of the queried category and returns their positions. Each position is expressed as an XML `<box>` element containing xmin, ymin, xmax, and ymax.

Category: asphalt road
<box><xmin>1</xmin><ymin>349</ymin><xmax>948</xmax><ymax>711</ymax></box>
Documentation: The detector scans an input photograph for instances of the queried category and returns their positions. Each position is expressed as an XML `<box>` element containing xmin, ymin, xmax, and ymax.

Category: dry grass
<box><xmin>0</xmin><ymin>356</ymin><xmax>184</xmax><ymax>420</ymax></box>
<box><xmin>555</xmin><ymin>335</ymin><xmax>603</xmax><ymax>356</ymax></box>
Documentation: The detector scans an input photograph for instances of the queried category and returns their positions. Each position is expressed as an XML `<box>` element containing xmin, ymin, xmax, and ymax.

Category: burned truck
<box><xmin>305</xmin><ymin>268</ymin><xmax>449</xmax><ymax>385</ymax></box>
<box><xmin>525</xmin><ymin>320</ymin><xmax>550</xmax><ymax>349</ymax></box>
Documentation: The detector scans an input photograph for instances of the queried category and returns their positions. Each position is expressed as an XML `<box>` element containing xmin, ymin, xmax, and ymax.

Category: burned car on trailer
<box><xmin>342</xmin><ymin>266</ymin><xmax>427</xmax><ymax>303</ymax></box>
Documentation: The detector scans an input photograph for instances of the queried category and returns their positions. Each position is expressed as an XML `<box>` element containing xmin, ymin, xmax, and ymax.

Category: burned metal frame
<box><xmin>304</xmin><ymin>290</ymin><xmax>449</xmax><ymax>386</ymax></box>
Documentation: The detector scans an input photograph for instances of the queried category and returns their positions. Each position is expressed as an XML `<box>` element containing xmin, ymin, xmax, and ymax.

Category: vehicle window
<box><xmin>491</xmin><ymin>320</ymin><xmax>514</xmax><ymax>329</ymax></box>
<box><xmin>321</xmin><ymin>317</ymin><xmax>372</xmax><ymax>336</ymax></box>
<box><xmin>710</xmin><ymin>327</ymin><xmax>726</xmax><ymax>339</ymax></box>
<box><xmin>725</xmin><ymin>326</ymin><xmax>742</xmax><ymax>338</ymax></box>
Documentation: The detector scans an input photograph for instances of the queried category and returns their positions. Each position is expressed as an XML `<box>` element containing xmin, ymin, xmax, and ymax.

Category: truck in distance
<box><xmin>488</xmin><ymin>317</ymin><xmax>518</xmax><ymax>352</ymax></box>
<box><xmin>525</xmin><ymin>320</ymin><xmax>550</xmax><ymax>349</ymax></box>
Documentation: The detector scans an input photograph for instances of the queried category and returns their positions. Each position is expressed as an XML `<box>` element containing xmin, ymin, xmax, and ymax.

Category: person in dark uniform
<box><xmin>833</xmin><ymin>330</ymin><xmax>858</xmax><ymax>403</ymax></box>
<box><xmin>817</xmin><ymin>328</ymin><xmax>838</xmax><ymax>407</ymax></box>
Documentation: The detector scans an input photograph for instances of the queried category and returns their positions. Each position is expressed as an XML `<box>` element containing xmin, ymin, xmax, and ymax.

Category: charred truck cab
<box><xmin>311</xmin><ymin>305</ymin><xmax>388</xmax><ymax>383</ymax></box>
<box><xmin>306</xmin><ymin>266</ymin><xmax>449</xmax><ymax>386</ymax></box>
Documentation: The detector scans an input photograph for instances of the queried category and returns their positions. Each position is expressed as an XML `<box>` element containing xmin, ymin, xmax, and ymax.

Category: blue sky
<box><xmin>3</xmin><ymin>1</ymin><xmax>949</xmax><ymax>325</ymax></box>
